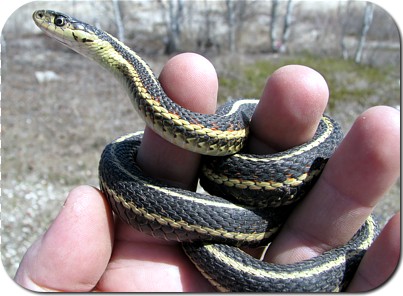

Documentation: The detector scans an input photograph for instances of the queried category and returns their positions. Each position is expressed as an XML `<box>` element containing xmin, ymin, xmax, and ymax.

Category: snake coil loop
<box><xmin>33</xmin><ymin>9</ymin><xmax>378</xmax><ymax>292</ymax></box>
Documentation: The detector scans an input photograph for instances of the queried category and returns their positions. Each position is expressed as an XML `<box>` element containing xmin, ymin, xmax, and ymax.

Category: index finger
<box><xmin>136</xmin><ymin>53</ymin><xmax>218</xmax><ymax>190</ymax></box>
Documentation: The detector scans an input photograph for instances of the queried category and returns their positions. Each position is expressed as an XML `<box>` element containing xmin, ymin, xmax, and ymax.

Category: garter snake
<box><xmin>33</xmin><ymin>10</ymin><xmax>378</xmax><ymax>292</ymax></box>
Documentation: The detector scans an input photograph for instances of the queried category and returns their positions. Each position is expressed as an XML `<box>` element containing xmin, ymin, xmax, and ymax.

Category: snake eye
<box><xmin>54</xmin><ymin>15</ymin><xmax>66</xmax><ymax>27</ymax></box>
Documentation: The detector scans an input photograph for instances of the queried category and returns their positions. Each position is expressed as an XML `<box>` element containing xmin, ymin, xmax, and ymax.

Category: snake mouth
<box><xmin>33</xmin><ymin>10</ymin><xmax>67</xmax><ymax>29</ymax></box>
<box><xmin>33</xmin><ymin>10</ymin><xmax>64</xmax><ymax>41</ymax></box>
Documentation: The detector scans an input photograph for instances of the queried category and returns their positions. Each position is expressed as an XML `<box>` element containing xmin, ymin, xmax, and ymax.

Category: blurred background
<box><xmin>1</xmin><ymin>0</ymin><xmax>400</xmax><ymax>278</ymax></box>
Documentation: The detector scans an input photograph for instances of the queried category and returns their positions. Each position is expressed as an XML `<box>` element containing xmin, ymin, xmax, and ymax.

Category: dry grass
<box><xmin>2</xmin><ymin>35</ymin><xmax>146</xmax><ymax>276</ymax></box>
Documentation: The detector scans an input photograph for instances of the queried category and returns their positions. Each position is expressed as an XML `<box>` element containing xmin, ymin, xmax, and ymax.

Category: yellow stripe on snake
<box><xmin>33</xmin><ymin>10</ymin><xmax>378</xmax><ymax>292</ymax></box>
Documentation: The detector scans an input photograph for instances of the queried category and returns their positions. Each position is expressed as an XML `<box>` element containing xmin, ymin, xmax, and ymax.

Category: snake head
<box><xmin>33</xmin><ymin>10</ymin><xmax>97</xmax><ymax>51</ymax></box>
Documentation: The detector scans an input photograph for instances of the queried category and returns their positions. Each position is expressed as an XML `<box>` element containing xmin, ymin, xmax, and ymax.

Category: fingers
<box><xmin>347</xmin><ymin>212</ymin><xmax>400</xmax><ymax>292</ymax></box>
<box><xmin>265</xmin><ymin>106</ymin><xmax>400</xmax><ymax>264</ymax></box>
<box><xmin>243</xmin><ymin>65</ymin><xmax>328</xmax><ymax>259</ymax></box>
<box><xmin>96</xmin><ymin>219</ymin><xmax>214</xmax><ymax>292</ymax></box>
<box><xmin>98</xmin><ymin>53</ymin><xmax>219</xmax><ymax>291</ymax></box>
<box><xmin>136</xmin><ymin>53</ymin><xmax>218</xmax><ymax>190</ymax></box>
<box><xmin>14</xmin><ymin>186</ymin><xmax>114</xmax><ymax>292</ymax></box>
<box><xmin>247</xmin><ymin>65</ymin><xmax>329</xmax><ymax>153</ymax></box>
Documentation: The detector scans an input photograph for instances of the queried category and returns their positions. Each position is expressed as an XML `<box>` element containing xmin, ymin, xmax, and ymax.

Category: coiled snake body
<box><xmin>33</xmin><ymin>10</ymin><xmax>378</xmax><ymax>292</ymax></box>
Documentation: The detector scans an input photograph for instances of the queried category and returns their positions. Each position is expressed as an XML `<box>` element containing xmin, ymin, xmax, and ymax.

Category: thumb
<box><xmin>14</xmin><ymin>186</ymin><xmax>114</xmax><ymax>291</ymax></box>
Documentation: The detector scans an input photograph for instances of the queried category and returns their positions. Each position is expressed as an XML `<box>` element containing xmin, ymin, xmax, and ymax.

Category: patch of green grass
<box><xmin>283</xmin><ymin>54</ymin><xmax>397</xmax><ymax>109</ymax></box>
<box><xmin>218</xmin><ymin>59</ymin><xmax>279</xmax><ymax>101</ymax></box>
<box><xmin>218</xmin><ymin>54</ymin><xmax>398</xmax><ymax>111</ymax></box>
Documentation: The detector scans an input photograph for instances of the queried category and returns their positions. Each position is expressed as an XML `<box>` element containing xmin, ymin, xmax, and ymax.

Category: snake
<box><xmin>33</xmin><ymin>10</ymin><xmax>378</xmax><ymax>292</ymax></box>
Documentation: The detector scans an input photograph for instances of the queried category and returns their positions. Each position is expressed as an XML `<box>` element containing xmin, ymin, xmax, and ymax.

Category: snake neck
<box><xmin>91</xmin><ymin>34</ymin><xmax>254</xmax><ymax>155</ymax></box>
<box><xmin>36</xmin><ymin>11</ymin><xmax>253</xmax><ymax>155</ymax></box>
<box><xmin>78</xmin><ymin>29</ymin><xmax>163</xmax><ymax>107</ymax></box>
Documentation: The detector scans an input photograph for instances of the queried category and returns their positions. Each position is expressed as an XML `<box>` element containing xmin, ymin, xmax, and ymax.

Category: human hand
<box><xmin>14</xmin><ymin>54</ymin><xmax>400</xmax><ymax>292</ymax></box>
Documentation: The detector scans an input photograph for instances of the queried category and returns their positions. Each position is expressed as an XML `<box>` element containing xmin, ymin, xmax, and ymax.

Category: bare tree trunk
<box><xmin>160</xmin><ymin>0</ymin><xmax>184</xmax><ymax>55</ymax></box>
<box><xmin>226</xmin><ymin>0</ymin><xmax>236</xmax><ymax>53</ymax></box>
<box><xmin>355</xmin><ymin>2</ymin><xmax>374</xmax><ymax>64</ymax></box>
<box><xmin>338</xmin><ymin>1</ymin><xmax>351</xmax><ymax>60</ymax></box>
<box><xmin>1</xmin><ymin>34</ymin><xmax>7</xmax><ymax>71</ymax></box>
<box><xmin>279</xmin><ymin>0</ymin><xmax>293</xmax><ymax>53</ymax></box>
<box><xmin>269</xmin><ymin>0</ymin><xmax>279</xmax><ymax>52</ymax></box>
<box><xmin>269</xmin><ymin>0</ymin><xmax>293</xmax><ymax>53</ymax></box>
<box><xmin>197</xmin><ymin>0</ymin><xmax>220</xmax><ymax>54</ymax></box>
<box><xmin>112</xmin><ymin>0</ymin><xmax>125</xmax><ymax>42</ymax></box>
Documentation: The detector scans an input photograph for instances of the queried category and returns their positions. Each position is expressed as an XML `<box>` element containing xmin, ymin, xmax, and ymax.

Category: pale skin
<box><xmin>15</xmin><ymin>53</ymin><xmax>400</xmax><ymax>292</ymax></box>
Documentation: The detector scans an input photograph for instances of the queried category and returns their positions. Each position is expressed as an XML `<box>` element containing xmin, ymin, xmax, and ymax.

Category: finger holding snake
<box><xmin>347</xmin><ymin>211</ymin><xmax>400</xmax><ymax>291</ymax></box>
<box><xmin>137</xmin><ymin>53</ymin><xmax>218</xmax><ymax>191</ymax></box>
<box><xmin>247</xmin><ymin>64</ymin><xmax>329</xmax><ymax>154</ymax></box>
<box><xmin>97</xmin><ymin>54</ymin><xmax>219</xmax><ymax>291</ymax></box>
<box><xmin>265</xmin><ymin>105</ymin><xmax>400</xmax><ymax>286</ymax></box>
<box><xmin>136</xmin><ymin>57</ymin><xmax>336</xmax><ymax>266</ymax></box>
